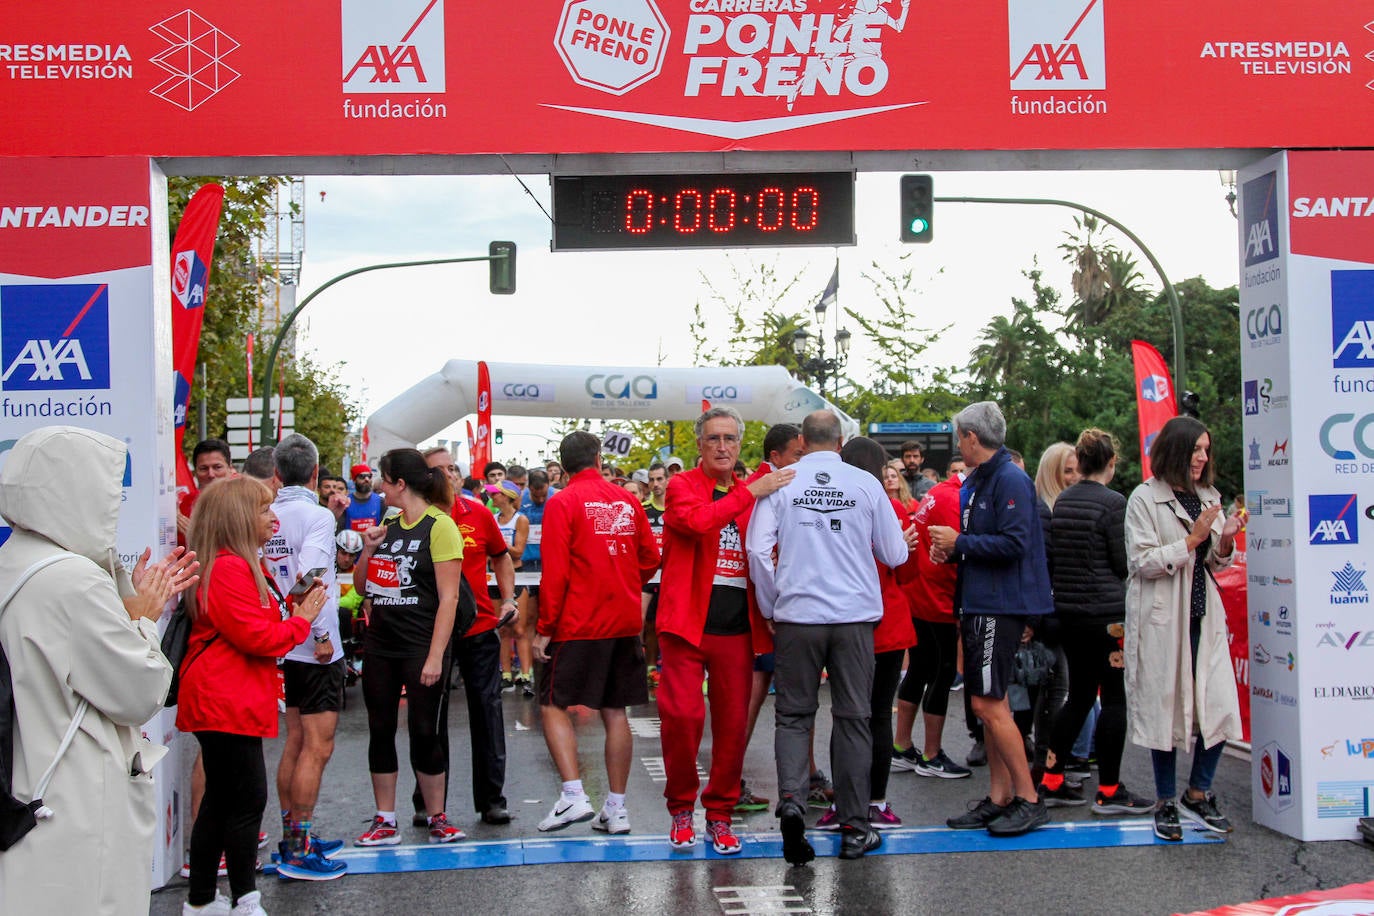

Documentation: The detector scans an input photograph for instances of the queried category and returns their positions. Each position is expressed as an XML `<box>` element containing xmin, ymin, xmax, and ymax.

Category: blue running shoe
<box><xmin>311</xmin><ymin>836</ymin><xmax>346</xmax><ymax>858</ymax></box>
<box><xmin>275</xmin><ymin>841</ymin><xmax>348</xmax><ymax>881</ymax></box>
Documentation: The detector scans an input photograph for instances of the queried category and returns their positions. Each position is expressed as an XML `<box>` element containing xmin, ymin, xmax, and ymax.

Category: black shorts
<box><xmin>538</xmin><ymin>636</ymin><xmax>649</xmax><ymax>710</ymax></box>
<box><xmin>520</xmin><ymin>560</ymin><xmax>541</xmax><ymax>597</ymax></box>
<box><xmin>283</xmin><ymin>658</ymin><xmax>345</xmax><ymax>715</ymax></box>
<box><xmin>960</xmin><ymin>614</ymin><xmax>1026</xmax><ymax>701</ymax></box>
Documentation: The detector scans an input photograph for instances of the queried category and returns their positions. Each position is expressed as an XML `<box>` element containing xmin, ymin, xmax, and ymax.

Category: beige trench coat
<box><xmin>1123</xmin><ymin>477</ymin><xmax>1242</xmax><ymax>752</ymax></box>
<box><xmin>0</xmin><ymin>428</ymin><xmax>172</xmax><ymax>916</ymax></box>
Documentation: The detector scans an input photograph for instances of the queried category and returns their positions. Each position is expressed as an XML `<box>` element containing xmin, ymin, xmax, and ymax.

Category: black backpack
<box><xmin>1</xmin><ymin>553</ymin><xmax>84</xmax><ymax>850</ymax></box>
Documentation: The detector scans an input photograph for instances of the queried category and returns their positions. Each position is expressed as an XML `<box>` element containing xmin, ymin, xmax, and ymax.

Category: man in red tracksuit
<box><xmin>532</xmin><ymin>431</ymin><xmax>661</xmax><ymax>835</ymax></box>
<box><xmin>656</xmin><ymin>407</ymin><xmax>794</xmax><ymax>854</ymax></box>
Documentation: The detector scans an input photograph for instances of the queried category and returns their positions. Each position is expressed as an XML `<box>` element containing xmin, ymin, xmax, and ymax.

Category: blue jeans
<box><xmin>1150</xmin><ymin>616</ymin><xmax>1225</xmax><ymax>800</ymax></box>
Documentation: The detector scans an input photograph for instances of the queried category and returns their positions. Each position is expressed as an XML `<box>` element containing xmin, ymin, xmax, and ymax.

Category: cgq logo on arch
<box><xmin>586</xmin><ymin>373</ymin><xmax>658</xmax><ymax>401</ymax></box>
<box><xmin>1246</xmin><ymin>303</ymin><xmax>1283</xmax><ymax>349</ymax></box>
<box><xmin>497</xmin><ymin>382</ymin><xmax>554</xmax><ymax>403</ymax></box>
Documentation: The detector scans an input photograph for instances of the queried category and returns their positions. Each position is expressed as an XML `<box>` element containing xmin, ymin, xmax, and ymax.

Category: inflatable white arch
<box><xmin>365</xmin><ymin>360</ymin><xmax>860</xmax><ymax>457</ymax></box>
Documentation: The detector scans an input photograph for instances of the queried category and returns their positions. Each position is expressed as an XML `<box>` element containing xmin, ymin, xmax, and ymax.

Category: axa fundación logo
<box><xmin>149</xmin><ymin>10</ymin><xmax>240</xmax><ymax>111</ymax></box>
<box><xmin>1242</xmin><ymin>171</ymin><xmax>1280</xmax><ymax>267</ymax></box>
<box><xmin>1331</xmin><ymin>269</ymin><xmax>1374</xmax><ymax>370</ymax></box>
<box><xmin>0</xmin><ymin>283</ymin><xmax>111</xmax><ymax>391</ymax></box>
<box><xmin>1008</xmin><ymin>0</ymin><xmax>1106</xmax><ymax>116</ymax></box>
<box><xmin>342</xmin><ymin>0</ymin><xmax>445</xmax><ymax>94</ymax></box>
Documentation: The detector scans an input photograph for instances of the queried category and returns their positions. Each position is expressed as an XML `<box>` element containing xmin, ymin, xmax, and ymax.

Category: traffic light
<box><xmin>489</xmin><ymin>241</ymin><xmax>516</xmax><ymax>295</ymax></box>
<box><xmin>899</xmin><ymin>174</ymin><xmax>934</xmax><ymax>243</ymax></box>
<box><xmin>494</xmin><ymin>428</ymin><xmax>504</xmax><ymax>445</ymax></box>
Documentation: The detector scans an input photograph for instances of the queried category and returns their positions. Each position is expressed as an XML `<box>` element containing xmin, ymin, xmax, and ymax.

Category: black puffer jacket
<box><xmin>1049</xmin><ymin>480</ymin><xmax>1127</xmax><ymax>626</ymax></box>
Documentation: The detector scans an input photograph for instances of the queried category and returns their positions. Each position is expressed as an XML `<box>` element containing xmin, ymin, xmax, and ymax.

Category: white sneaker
<box><xmin>182</xmin><ymin>895</ymin><xmax>232</xmax><ymax>915</ymax></box>
<box><xmin>230</xmin><ymin>891</ymin><xmax>267</xmax><ymax>916</ymax></box>
<box><xmin>591</xmin><ymin>804</ymin><xmax>631</xmax><ymax>835</ymax></box>
<box><xmin>538</xmin><ymin>794</ymin><xmax>595</xmax><ymax>832</ymax></box>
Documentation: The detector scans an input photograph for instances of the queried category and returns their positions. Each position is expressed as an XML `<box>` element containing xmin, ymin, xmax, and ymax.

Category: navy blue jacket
<box><xmin>953</xmin><ymin>447</ymin><xmax>1054</xmax><ymax>618</ymax></box>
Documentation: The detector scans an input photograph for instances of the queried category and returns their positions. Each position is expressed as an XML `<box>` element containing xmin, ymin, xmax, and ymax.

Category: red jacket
<box><xmin>899</xmin><ymin>476</ymin><xmax>960</xmax><ymax>622</ymax></box>
<box><xmin>450</xmin><ymin>495</ymin><xmax>509</xmax><ymax>637</ymax></box>
<box><xmin>538</xmin><ymin>468</ymin><xmax>659</xmax><ymax>642</ymax></box>
<box><xmin>657</xmin><ymin>467</ymin><xmax>762</xmax><ymax>650</ymax></box>
<box><xmin>175</xmin><ymin>551</ymin><xmax>310</xmax><ymax>737</ymax></box>
<box><xmin>874</xmin><ymin>497</ymin><xmax>917</xmax><ymax>654</ymax></box>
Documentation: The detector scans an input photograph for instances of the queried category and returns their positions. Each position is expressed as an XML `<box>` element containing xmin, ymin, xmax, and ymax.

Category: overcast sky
<box><xmin>292</xmin><ymin>169</ymin><xmax>1242</xmax><ymax>469</ymax></box>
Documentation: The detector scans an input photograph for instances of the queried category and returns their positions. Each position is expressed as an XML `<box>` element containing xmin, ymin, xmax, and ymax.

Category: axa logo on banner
<box><xmin>1308</xmin><ymin>494</ymin><xmax>1359</xmax><ymax>545</ymax></box>
<box><xmin>342</xmin><ymin>0</ymin><xmax>445</xmax><ymax>93</ymax></box>
<box><xmin>498</xmin><ymin>383</ymin><xmax>555</xmax><ymax>402</ymax></box>
<box><xmin>586</xmin><ymin>373</ymin><xmax>658</xmax><ymax>401</ymax></box>
<box><xmin>1008</xmin><ymin>0</ymin><xmax>1106</xmax><ymax>91</ymax></box>
<box><xmin>1331</xmin><ymin>270</ymin><xmax>1374</xmax><ymax>369</ymax></box>
<box><xmin>0</xmin><ymin>283</ymin><xmax>111</xmax><ymax>391</ymax></box>
<box><xmin>1242</xmin><ymin>171</ymin><xmax>1281</xmax><ymax>266</ymax></box>
<box><xmin>1140</xmin><ymin>374</ymin><xmax>1169</xmax><ymax>403</ymax></box>
<box><xmin>172</xmin><ymin>249</ymin><xmax>207</xmax><ymax>310</ymax></box>
<box><xmin>557</xmin><ymin>0</ymin><xmax>669</xmax><ymax>96</ymax></box>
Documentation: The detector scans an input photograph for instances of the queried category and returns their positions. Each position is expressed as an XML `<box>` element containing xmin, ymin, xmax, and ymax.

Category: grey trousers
<box><xmin>773</xmin><ymin>620</ymin><xmax>876</xmax><ymax>832</ymax></box>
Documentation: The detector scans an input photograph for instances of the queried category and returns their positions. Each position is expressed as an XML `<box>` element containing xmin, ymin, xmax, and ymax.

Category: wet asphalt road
<box><xmin>149</xmin><ymin>678</ymin><xmax>1374</xmax><ymax>916</ymax></box>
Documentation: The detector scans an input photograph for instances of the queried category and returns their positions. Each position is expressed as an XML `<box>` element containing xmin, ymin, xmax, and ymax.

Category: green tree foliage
<box><xmin>168</xmin><ymin>177</ymin><xmax>359</xmax><ymax>472</ymax></box>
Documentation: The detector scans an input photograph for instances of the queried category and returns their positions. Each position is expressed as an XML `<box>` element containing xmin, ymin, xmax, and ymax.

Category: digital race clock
<box><xmin>551</xmin><ymin>172</ymin><xmax>855</xmax><ymax>251</ymax></box>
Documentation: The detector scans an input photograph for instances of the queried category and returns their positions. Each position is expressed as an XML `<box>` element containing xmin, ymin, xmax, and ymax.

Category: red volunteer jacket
<box><xmin>898</xmin><ymin>476</ymin><xmax>960</xmax><ymax>622</ymax></box>
<box><xmin>874</xmin><ymin>497</ymin><xmax>917</xmax><ymax>654</ymax></box>
<box><xmin>450</xmin><ymin>495</ymin><xmax>510</xmax><ymax>638</ymax></box>
<box><xmin>538</xmin><ymin>468</ymin><xmax>660</xmax><ymax>642</ymax></box>
<box><xmin>657</xmin><ymin>466</ymin><xmax>762</xmax><ymax>650</ymax></box>
<box><xmin>175</xmin><ymin>551</ymin><xmax>310</xmax><ymax>738</ymax></box>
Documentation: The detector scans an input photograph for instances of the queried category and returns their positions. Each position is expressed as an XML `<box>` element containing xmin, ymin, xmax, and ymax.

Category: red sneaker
<box><xmin>355</xmin><ymin>815</ymin><xmax>401</xmax><ymax>847</ymax></box>
<box><xmin>669</xmin><ymin>810</ymin><xmax>696</xmax><ymax>849</ymax></box>
<box><xmin>705</xmin><ymin>819</ymin><xmax>742</xmax><ymax>855</ymax></box>
<box><xmin>427</xmin><ymin>812</ymin><xmax>466</xmax><ymax>844</ymax></box>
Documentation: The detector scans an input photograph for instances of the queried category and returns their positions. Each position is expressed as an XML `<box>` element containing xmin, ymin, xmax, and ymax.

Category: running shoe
<box><xmin>257</xmin><ymin>831</ymin><xmax>269</xmax><ymax>849</ymax></box>
<box><xmin>592</xmin><ymin>804</ymin><xmax>631</xmax><ymax>835</ymax></box>
<box><xmin>522</xmin><ymin>677</ymin><xmax>535</xmax><ymax>699</ymax></box>
<box><xmin>838</xmin><ymin>825</ymin><xmax>882</xmax><ymax>860</ymax></box>
<box><xmin>312</xmin><ymin>835</ymin><xmax>346</xmax><ymax>857</ymax></box>
<box><xmin>950</xmin><ymin>673</ymin><xmax>964</xmax><ymax>691</ymax></box>
<box><xmin>354</xmin><ymin>815</ymin><xmax>401</xmax><ymax>847</ymax></box>
<box><xmin>807</xmin><ymin>770</ymin><xmax>835</xmax><ymax>808</ymax></box>
<box><xmin>669</xmin><ymin>810</ymin><xmax>696</xmax><ymax>849</ymax></box>
<box><xmin>777</xmin><ymin>799</ymin><xmax>815</xmax><ymax>866</ymax></box>
<box><xmin>734</xmin><ymin>780</ymin><xmax>770</xmax><ymax>812</ymax></box>
<box><xmin>538</xmin><ymin>794</ymin><xmax>595</xmax><ymax>832</ymax></box>
<box><xmin>181</xmin><ymin>894</ymin><xmax>231</xmax><ymax>914</ymax></box>
<box><xmin>915</xmin><ymin>749</ymin><xmax>973</xmax><ymax>779</ymax></box>
<box><xmin>427</xmin><ymin>812</ymin><xmax>466</xmax><ymax>843</ymax></box>
<box><xmin>986</xmin><ymin>796</ymin><xmax>1050</xmax><ymax>836</ymax></box>
<box><xmin>705</xmin><ymin>818</ymin><xmax>742</xmax><ymax>855</ymax></box>
<box><xmin>890</xmin><ymin>744</ymin><xmax>922</xmax><ymax>772</ymax></box>
<box><xmin>1064</xmin><ymin>756</ymin><xmax>1093</xmax><ymax>779</ymax></box>
<box><xmin>501</xmin><ymin>672</ymin><xmax>516</xmax><ymax>693</ymax></box>
<box><xmin>1039</xmin><ymin>781</ymin><xmax>1087</xmax><ymax>807</ymax></box>
<box><xmin>1179</xmin><ymin>791</ymin><xmax>1233</xmax><ymax>833</ymax></box>
<box><xmin>275</xmin><ymin>841</ymin><xmax>348</xmax><ymax>881</ymax></box>
<box><xmin>179</xmin><ymin>855</ymin><xmax>230</xmax><ymax>879</ymax></box>
<box><xmin>814</xmin><ymin>805</ymin><xmax>841</xmax><ymax>830</ymax></box>
<box><xmin>946</xmin><ymin>796</ymin><xmax>1009</xmax><ymax>830</ymax></box>
<box><xmin>1154</xmin><ymin>801</ymin><xmax>1183</xmax><ymax>841</ymax></box>
<box><xmin>1092</xmin><ymin>785</ymin><xmax>1154</xmax><ymax>816</ymax></box>
<box><xmin>230</xmin><ymin>890</ymin><xmax>267</xmax><ymax>916</ymax></box>
<box><xmin>965</xmin><ymin>740</ymin><xmax>988</xmax><ymax>767</ymax></box>
<box><xmin>869</xmin><ymin>803</ymin><xmax>903</xmax><ymax>829</ymax></box>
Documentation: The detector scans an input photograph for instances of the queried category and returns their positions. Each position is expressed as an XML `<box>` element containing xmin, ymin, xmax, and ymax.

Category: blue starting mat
<box><xmin>267</xmin><ymin>820</ymin><xmax>1222</xmax><ymax>876</ymax></box>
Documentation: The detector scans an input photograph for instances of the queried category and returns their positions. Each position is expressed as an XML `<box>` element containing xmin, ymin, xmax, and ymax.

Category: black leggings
<box><xmin>188</xmin><ymin>732</ymin><xmax>266</xmax><ymax>907</ymax></box>
<box><xmin>1046</xmin><ymin>624</ymin><xmax>1127</xmax><ymax>785</ymax></box>
<box><xmin>363</xmin><ymin>653</ymin><xmax>450</xmax><ymax>775</ymax></box>
<box><xmin>897</xmin><ymin>619</ymin><xmax>957</xmax><ymax>715</ymax></box>
<box><xmin>869</xmin><ymin>649</ymin><xmax>906</xmax><ymax>801</ymax></box>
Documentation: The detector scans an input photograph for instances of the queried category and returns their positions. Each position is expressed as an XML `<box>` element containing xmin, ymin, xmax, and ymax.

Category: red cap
<box><xmin>350</xmin><ymin>463</ymin><xmax>372</xmax><ymax>479</ymax></box>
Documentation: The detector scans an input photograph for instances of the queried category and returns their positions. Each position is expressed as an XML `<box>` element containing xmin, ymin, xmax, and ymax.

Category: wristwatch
<box><xmin>313</xmin><ymin>633</ymin><xmax>331</xmax><ymax>644</ymax></box>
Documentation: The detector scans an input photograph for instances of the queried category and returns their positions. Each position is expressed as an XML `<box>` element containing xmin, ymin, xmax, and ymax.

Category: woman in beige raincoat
<box><xmin>1124</xmin><ymin>416</ymin><xmax>1244</xmax><ymax>843</ymax></box>
<box><xmin>0</xmin><ymin>426</ymin><xmax>195</xmax><ymax>915</ymax></box>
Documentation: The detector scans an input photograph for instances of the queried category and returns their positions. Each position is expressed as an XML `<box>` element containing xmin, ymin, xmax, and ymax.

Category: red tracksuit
<box><xmin>655</xmin><ymin>467</ymin><xmax>759</xmax><ymax>821</ymax></box>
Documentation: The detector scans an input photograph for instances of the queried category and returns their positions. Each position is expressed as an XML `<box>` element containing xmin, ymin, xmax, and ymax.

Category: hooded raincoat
<box><xmin>0</xmin><ymin>426</ymin><xmax>172</xmax><ymax>915</ymax></box>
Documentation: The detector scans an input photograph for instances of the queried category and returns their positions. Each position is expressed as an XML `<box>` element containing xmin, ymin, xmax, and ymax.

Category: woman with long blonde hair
<box><xmin>178</xmin><ymin>476</ymin><xmax>326</xmax><ymax>916</ymax></box>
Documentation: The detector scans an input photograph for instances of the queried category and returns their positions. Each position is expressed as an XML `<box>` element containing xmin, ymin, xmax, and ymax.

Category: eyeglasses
<box><xmin>703</xmin><ymin>434</ymin><xmax>740</xmax><ymax>446</ymax></box>
<box><xmin>355</xmin><ymin>473</ymin><xmax>373</xmax><ymax>479</ymax></box>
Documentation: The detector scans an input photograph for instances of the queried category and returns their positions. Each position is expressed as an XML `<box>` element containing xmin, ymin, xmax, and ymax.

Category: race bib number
<box><xmin>367</xmin><ymin>555</ymin><xmax>401</xmax><ymax>599</ymax></box>
<box><xmin>526</xmin><ymin>523</ymin><xmax>541</xmax><ymax>546</ymax></box>
<box><xmin>713</xmin><ymin>520</ymin><xmax>747</xmax><ymax>588</ymax></box>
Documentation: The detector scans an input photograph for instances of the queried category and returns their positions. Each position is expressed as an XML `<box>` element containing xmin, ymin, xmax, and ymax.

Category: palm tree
<box><xmin>970</xmin><ymin>303</ymin><xmax>1033</xmax><ymax>387</ymax></box>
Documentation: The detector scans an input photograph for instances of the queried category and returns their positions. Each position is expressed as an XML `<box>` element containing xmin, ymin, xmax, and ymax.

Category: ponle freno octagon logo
<box><xmin>556</xmin><ymin>0</ymin><xmax>670</xmax><ymax>96</ymax></box>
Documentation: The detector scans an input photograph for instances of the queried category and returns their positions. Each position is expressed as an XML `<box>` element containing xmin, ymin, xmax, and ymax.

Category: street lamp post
<box><xmin>257</xmin><ymin>250</ymin><xmax>510</xmax><ymax>447</ymax></box>
<box><xmin>789</xmin><ymin>299</ymin><xmax>851</xmax><ymax>399</ymax></box>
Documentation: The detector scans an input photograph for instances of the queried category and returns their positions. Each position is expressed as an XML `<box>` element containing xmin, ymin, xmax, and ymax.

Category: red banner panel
<box><xmin>1</xmin><ymin>2</ymin><xmax>1370</xmax><ymax>157</ymax></box>
<box><xmin>1177</xmin><ymin>879</ymin><xmax>1374</xmax><ymax>916</ymax></box>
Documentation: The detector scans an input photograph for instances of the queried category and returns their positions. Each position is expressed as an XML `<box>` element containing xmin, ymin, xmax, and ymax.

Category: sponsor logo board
<box><xmin>0</xmin><ymin>283</ymin><xmax>111</xmax><ymax>391</ymax></box>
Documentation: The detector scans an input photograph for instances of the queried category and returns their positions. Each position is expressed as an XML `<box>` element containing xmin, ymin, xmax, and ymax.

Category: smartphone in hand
<box><xmin>289</xmin><ymin>566</ymin><xmax>328</xmax><ymax>597</ymax></box>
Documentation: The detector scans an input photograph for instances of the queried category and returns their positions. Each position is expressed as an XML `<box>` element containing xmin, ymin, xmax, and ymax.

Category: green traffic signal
<box><xmin>900</xmin><ymin>174</ymin><xmax>934</xmax><ymax>243</ymax></box>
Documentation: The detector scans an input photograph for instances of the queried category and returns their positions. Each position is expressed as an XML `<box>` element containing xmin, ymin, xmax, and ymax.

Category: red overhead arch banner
<box><xmin>0</xmin><ymin>1</ymin><xmax>1370</xmax><ymax>158</ymax></box>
